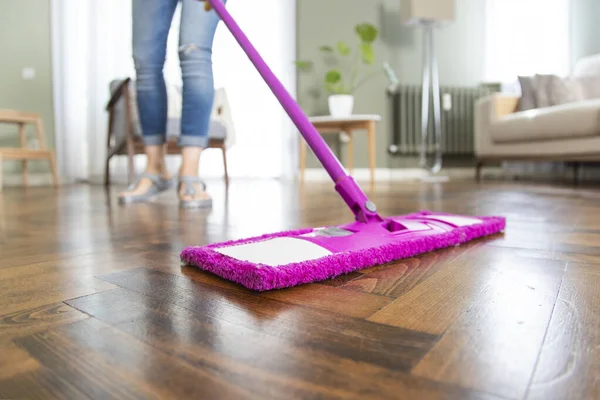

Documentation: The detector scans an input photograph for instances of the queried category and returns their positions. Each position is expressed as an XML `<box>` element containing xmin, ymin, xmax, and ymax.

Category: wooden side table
<box><xmin>0</xmin><ymin>109</ymin><xmax>59</xmax><ymax>192</ymax></box>
<box><xmin>299</xmin><ymin>114</ymin><xmax>382</xmax><ymax>184</ymax></box>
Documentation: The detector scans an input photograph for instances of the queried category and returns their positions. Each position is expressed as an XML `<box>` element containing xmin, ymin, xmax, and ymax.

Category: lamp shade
<box><xmin>400</xmin><ymin>0</ymin><xmax>455</xmax><ymax>24</ymax></box>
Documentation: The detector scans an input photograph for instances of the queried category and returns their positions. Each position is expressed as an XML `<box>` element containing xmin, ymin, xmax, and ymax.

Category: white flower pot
<box><xmin>328</xmin><ymin>95</ymin><xmax>354</xmax><ymax>117</ymax></box>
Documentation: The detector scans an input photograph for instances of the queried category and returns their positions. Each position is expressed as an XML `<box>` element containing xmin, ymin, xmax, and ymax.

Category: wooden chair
<box><xmin>0</xmin><ymin>109</ymin><xmax>59</xmax><ymax>192</ymax></box>
<box><xmin>105</xmin><ymin>78</ymin><xmax>234</xmax><ymax>186</ymax></box>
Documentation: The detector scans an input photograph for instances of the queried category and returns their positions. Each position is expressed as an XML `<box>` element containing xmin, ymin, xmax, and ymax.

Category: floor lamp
<box><xmin>401</xmin><ymin>0</ymin><xmax>455</xmax><ymax>177</ymax></box>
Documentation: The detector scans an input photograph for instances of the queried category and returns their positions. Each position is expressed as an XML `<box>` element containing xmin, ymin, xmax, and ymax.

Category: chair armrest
<box><xmin>106</xmin><ymin>78</ymin><xmax>131</xmax><ymax>111</ymax></box>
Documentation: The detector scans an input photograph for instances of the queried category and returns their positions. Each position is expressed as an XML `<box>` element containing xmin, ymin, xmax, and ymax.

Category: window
<box><xmin>484</xmin><ymin>0</ymin><xmax>571</xmax><ymax>83</ymax></box>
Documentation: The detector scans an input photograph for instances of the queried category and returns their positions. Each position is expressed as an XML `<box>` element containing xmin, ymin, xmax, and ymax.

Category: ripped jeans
<box><xmin>132</xmin><ymin>0</ymin><xmax>225</xmax><ymax>148</ymax></box>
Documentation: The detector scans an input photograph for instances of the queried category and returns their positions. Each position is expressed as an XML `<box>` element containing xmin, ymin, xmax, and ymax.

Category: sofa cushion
<box><xmin>545</xmin><ymin>75</ymin><xmax>585</xmax><ymax>105</ymax></box>
<box><xmin>574</xmin><ymin>53</ymin><xmax>600</xmax><ymax>78</ymax></box>
<box><xmin>517</xmin><ymin>76</ymin><xmax>537</xmax><ymax>111</ymax></box>
<box><xmin>490</xmin><ymin>99</ymin><xmax>600</xmax><ymax>143</ymax></box>
<box><xmin>574</xmin><ymin>76</ymin><xmax>600</xmax><ymax>99</ymax></box>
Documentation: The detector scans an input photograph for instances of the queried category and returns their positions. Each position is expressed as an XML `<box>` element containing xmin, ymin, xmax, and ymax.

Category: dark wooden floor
<box><xmin>1</xmin><ymin>178</ymin><xmax>599</xmax><ymax>399</ymax></box>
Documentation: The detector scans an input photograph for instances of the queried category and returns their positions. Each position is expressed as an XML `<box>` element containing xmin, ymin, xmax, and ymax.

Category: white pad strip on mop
<box><xmin>214</xmin><ymin>237</ymin><xmax>333</xmax><ymax>267</ymax></box>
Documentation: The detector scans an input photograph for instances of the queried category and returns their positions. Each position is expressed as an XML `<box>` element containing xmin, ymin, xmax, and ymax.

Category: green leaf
<box><xmin>294</xmin><ymin>60</ymin><xmax>313</xmax><ymax>71</ymax></box>
<box><xmin>325</xmin><ymin>82</ymin><xmax>348</xmax><ymax>95</ymax></box>
<box><xmin>360</xmin><ymin>43</ymin><xmax>374</xmax><ymax>64</ymax></box>
<box><xmin>355</xmin><ymin>23</ymin><xmax>379</xmax><ymax>43</ymax></box>
<box><xmin>336</xmin><ymin>41</ymin><xmax>351</xmax><ymax>56</ymax></box>
<box><xmin>319</xmin><ymin>45</ymin><xmax>334</xmax><ymax>53</ymax></box>
<box><xmin>325</xmin><ymin>69</ymin><xmax>342</xmax><ymax>84</ymax></box>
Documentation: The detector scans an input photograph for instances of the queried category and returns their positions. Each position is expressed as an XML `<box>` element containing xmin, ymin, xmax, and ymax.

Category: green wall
<box><xmin>0</xmin><ymin>0</ymin><xmax>55</xmax><ymax>174</ymax></box>
<box><xmin>296</xmin><ymin>0</ymin><xmax>487</xmax><ymax>170</ymax></box>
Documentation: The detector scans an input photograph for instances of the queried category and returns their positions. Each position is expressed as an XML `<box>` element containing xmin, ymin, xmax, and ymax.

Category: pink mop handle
<box><xmin>206</xmin><ymin>0</ymin><xmax>347</xmax><ymax>183</ymax></box>
<box><xmin>207</xmin><ymin>0</ymin><xmax>382</xmax><ymax>223</ymax></box>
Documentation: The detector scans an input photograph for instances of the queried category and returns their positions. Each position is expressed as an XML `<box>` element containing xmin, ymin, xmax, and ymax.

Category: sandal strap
<box><xmin>178</xmin><ymin>176</ymin><xmax>207</xmax><ymax>197</ymax></box>
<box><xmin>127</xmin><ymin>173</ymin><xmax>163</xmax><ymax>190</ymax></box>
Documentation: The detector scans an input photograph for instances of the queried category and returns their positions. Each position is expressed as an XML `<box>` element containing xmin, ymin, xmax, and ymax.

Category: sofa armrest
<box><xmin>474</xmin><ymin>94</ymin><xmax>520</xmax><ymax>157</ymax></box>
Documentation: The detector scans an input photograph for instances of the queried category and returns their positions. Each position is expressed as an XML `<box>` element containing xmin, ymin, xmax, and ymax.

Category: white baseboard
<box><xmin>301</xmin><ymin>167</ymin><xmax>503</xmax><ymax>181</ymax></box>
<box><xmin>1</xmin><ymin>172</ymin><xmax>77</xmax><ymax>187</ymax></box>
<box><xmin>2</xmin><ymin>173</ymin><xmax>53</xmax><ymax>187</ymax></box>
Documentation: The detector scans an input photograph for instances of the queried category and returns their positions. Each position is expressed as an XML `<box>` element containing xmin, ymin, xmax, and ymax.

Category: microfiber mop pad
<box><xmin>181</xmin><ymin>211</ymin><xmax>504</xmax><ymax>291</ymax></box>
<box><xmin>180</xmin><ymin>0</ymin><xmax>505</xmax><ymax>291</ymax></box>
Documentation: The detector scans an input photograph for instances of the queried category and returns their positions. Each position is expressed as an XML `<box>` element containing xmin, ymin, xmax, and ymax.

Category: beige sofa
<box><xmin>474</xmin><ymin>55</ymin><xmax>600</xmax><ymax>180</ymax></box>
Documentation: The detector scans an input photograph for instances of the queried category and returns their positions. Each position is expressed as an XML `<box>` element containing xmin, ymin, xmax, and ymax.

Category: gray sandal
<box><xmin>178</xmin><ymin>176</ymin><xmax>212</xmax><ymax>209</ymax></box>
<box><xmin>118</xmin><ymin>173</ymin><xmax>175</xmax><ymax>204</ymax></box>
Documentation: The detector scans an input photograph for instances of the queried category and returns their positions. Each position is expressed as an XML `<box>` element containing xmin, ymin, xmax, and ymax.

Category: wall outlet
<box><xmin>442</xmin><ymin>93</ymin><xmax>452</xmax><ymax>111</ymax></box>
<box><xmin>22</xmin><ymin>67</ymin><xmax>36</xmax><ymax>80</ymax></box>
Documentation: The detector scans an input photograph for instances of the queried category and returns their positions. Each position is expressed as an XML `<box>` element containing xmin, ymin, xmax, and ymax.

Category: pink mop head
<box><xmin>181</xmin><ymin>211</ymin><xmax>505</xmax><ymax>291</ymax></box>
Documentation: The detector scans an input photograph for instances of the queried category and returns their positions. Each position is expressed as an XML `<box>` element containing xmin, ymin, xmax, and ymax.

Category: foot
<box><xmin>178</xmin><ymin>176</ymin><xmax>212</xmax><ymax>208</ymax></box>
<box><xmin>118</xmin><ymin>170</ymin><xmax>174</xmax><ymax>204</ymax></box>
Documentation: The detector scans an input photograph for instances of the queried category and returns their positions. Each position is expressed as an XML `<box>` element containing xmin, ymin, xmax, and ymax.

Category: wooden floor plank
<box><xmin>0</xmin><ymin>343</ymin><xmax>41</xmax><ymax>381</ymax></box>
<box><xmin>1</xmin><ymin>181</ymin><xmax>600</xmax><ymax>398</ymax></box>
<box><xmin>13</xmin><ymin>318</ymin><xmax>258</xmax><ymax>400</ymax></box>
<box><xmin>412</xmin><ymin>256</ymin><xmax>566</xmax><ymax>399</ymax></box>
<box><xmin>177</xmin><ymin>264</ymin><xmax>394</xmax><ymax>318</ymax></box>
<box><xmin>65</xmin><ymin>287</ymin><xmax>499</xmax><ymax>400</ymax></box>
<box><xmin>0</xmin><ymin>268</ymin><xmax>115</xmax><ymax>315</ymax></box>
<box><xmin>367</xmin><ymin>255</ymin><xmax>500</xmax><ymax>334</ymax></box>
<box><xmin>525</xmin><ymin>262</ymin><xmax>600</xmax><ymax>400</ymax></box>
<box><xmin>258</xmin><ymin>283</ymin><xmax>393</xmax><ymax>318</ymax></box>
<box><xmin>0</xmin><ymin>368</ymin><xmax>92</xmax><ymax>400</ymax></box>
<box><xmin>0</xmin><ymin>302</ymin><xmax>90</xmax><ymax>380</ymax></box>
<box><xmin>93</xmin><ymin>268</ymin><xmax>437</xmax><ymax>372</ymax></box>
<box><xmin>337</xmin><ymin>239</ymin><xmax>486</xmax><ymax>297</ymax></box>
<box><xmin>0</xmin><ymin>302</ymin><xmax>89</xmax><ymax>342</ymax></box>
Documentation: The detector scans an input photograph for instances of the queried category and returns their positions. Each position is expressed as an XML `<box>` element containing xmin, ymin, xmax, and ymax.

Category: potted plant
<box><xmin>296</xmin><ymin>22</ymin><xmax>381</xmax><ymax>117</ymax></box>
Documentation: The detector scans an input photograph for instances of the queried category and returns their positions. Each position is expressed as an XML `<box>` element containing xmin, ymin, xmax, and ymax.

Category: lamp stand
<box><xmin>418</xmin><ymin>20</ymin><xmax>444</xmax><ymax>176</ymax></box>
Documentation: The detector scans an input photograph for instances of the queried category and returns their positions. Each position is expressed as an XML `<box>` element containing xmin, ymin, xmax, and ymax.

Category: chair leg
<box><xmin>105</xmin><ymin>110</ymin><xmax>114</xmax><ymax>187</ymax></box>
<box><xmin>22</xmin><ymin>160</ymin><xmax>28</xmax><ymax>187</ymax></box>
<box><xmin>19</xmin><ymin>123</ymin><xmax>28</xmax><ymax>186</ymax></box>
<box><xmin>126</xmin><ymin>137</ymin><xmax>135</xmax><ymax>185</ymax></box>
<box><xmin>476</xmin><ymin>161</ymin><xmax>484</xmax><ymax>182</ymax></box>
<box><xmin>105</xmin><ymin>156</ymin><xmax>111</xmax><ymax>186</ymax></box>
<box><xmin>573</xmin><ymin>162</ymin><xmax>581</xmax><ymax>185</ymax></box>
<box><xmin>221</xmin><ymin>145</ymin><xmax>229</xmax><ymax>186</ymax></box>
<box><xmin>49</xmin><ymin>152</ymin><xmax>59</xmax><ymax>187</ymax></box>
<box><xmin>124</xmin><ymin>85</ymin><xmax>135</xmax><ymax>185</ymax></box>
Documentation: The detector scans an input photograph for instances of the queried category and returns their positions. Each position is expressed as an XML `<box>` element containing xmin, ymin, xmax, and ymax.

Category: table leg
<box><xmin>346</xmin><ymin>130</ymin><xmax>353</xmax><ymax>175</ymax></box>
<box><xmin>367</xmin><ymin>121</ymin><xmax>376</xmax><ymax>186</ymax></box>
<box><xmin>299</xmin><ymin>138</ymin><xmax>306</xmax><ymax>182</ymax></box>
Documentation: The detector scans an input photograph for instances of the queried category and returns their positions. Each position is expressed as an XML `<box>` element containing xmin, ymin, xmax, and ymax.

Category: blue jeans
<box><xmin>132</xmin><ymin>0</ymin><xmax>224</xmax><ymax>148</ymax></box>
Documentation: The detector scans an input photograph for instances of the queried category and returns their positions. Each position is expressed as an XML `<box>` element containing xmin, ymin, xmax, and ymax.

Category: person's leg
<box><xmin>120</xmin><ymin>0</ymin><xmax>179</xmax><ymax>201</ymax></box>
<box><xmin>176</xmin><ymin>0</ymin><xmax>225</xmax><ymax>204</ymax></box>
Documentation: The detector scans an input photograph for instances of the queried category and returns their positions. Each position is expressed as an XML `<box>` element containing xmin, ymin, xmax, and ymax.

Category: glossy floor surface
<box><xmin>1</xmin><ymin>179</ymin><xmax>599</xmax><ymax>399</ymax></box>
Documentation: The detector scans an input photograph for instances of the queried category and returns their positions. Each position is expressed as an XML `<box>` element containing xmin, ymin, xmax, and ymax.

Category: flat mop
<box><xmin>181</xmin><ymin>0</ymin><xmax>505</xmax><ymax>291</ymax></box>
